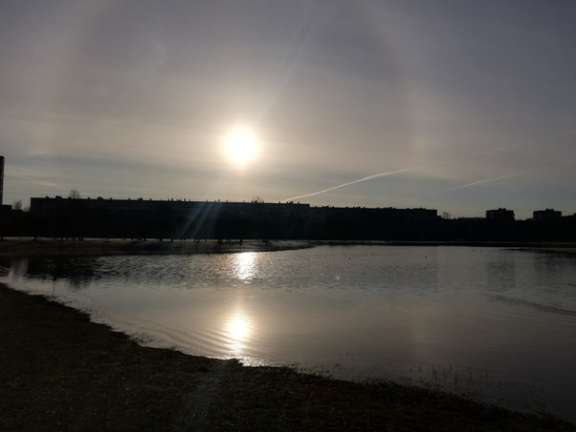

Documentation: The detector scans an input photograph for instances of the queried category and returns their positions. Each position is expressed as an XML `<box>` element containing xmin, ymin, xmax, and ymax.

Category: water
<box><xmin>2</xmin><ymin>246</ymin><xmax>576</xmax><ymax>419</ymax></box>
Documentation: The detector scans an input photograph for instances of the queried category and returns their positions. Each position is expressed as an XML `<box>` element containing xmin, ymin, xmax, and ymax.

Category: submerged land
<box><xmin>1</xmin><ymin>283</ymin><xmax>574</xmax><ymax>432</ymax></box>
<box><xmin>0</xmin><ymin>239</ymin><xmax>312</xmax><ymax>257</ymax></box>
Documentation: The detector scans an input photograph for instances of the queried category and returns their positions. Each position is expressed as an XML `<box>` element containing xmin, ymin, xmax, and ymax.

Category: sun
<box><xmin>222</xmin><ymin>125</ymin><xmax>260</xmax><ymax>169</ymax></box>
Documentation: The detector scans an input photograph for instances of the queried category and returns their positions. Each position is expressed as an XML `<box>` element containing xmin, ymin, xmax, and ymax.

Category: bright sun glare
<box><xmin>222</xmin><ymin>125</ymin><xmax>260</xmax><ymax>169</ymax></box>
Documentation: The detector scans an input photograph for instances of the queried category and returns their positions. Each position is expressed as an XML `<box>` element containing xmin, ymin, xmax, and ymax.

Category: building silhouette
<box><xmin>0</xmin><ymin>155</ymin><xmax>4</xmax><ymax>205</ymax></box>
<box><xmin>0</xmin><ymin>156</ymin><xmax>14</xmax><ymax>226</ymax></box>
<box><xmin>27</xmin><ymin>197</ymin><xmax>439</xmax><ymax>240</ymax></box>
<box><xmin>0</xmin><ymin>194</ymin><xmax>574</xmax><ymax>241</ymax></box>
<box><xmin>533</xmin><ymin>209</ymin><xmax>562</xmax><ymax>222</ymax></box>
<box><xmin>486</xmin><ymin>208</ymin><xmax>515</xmax><ymax>222</ymax></box>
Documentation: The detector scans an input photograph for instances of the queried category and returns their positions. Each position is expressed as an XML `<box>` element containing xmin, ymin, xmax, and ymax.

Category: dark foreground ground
<box><xmin>1</xmin><ymin>285</ymin><xmax>574</xmax><ymax>432</ymax></box>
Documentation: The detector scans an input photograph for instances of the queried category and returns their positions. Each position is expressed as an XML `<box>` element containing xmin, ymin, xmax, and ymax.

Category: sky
<box><xmin>1</xmin><ymin>0</ymin><xmax>575</xmax><ymax>218</ymax></box>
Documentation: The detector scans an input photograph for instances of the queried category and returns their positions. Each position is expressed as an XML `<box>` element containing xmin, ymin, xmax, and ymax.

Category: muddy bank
<box><xmin>0</xmin><ymin>239</ymin><xmax>312</xmax><ymax>258</ymax></box>
<box><xmin>0</xmin><ymin>284</ymin><xmax>573</xmax><ymax>432</ymax></box>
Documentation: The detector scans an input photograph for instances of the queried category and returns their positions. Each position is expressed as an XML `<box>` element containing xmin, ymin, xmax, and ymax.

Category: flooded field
<box><xmin>2</xmin><ymin>246</ymin><xmax>576</xmax><ymax>419</ymax></box>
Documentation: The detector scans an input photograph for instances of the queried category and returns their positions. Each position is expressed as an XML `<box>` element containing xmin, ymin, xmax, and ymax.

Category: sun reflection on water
<box><xmin>233</xmin><ymin>252</ymin><xmax>258</xmax><ymax>281</ymax></box>
<box><xmin>223</xmin><ymin>309</ymin><xmax>254</xmax><ymax>356</ymax></box>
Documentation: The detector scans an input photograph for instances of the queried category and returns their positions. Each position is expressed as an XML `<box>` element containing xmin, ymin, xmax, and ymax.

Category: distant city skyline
<box><xmin>2</xmin><ymin>0</ymin><xmax>576</xmax><ymax>218</ymax></box>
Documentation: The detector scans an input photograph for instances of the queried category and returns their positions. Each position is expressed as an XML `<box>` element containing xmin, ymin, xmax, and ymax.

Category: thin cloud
<box><xmin>282</xmin><ymin>168</ymin><xmax>412</xmax><ymax>202</ymax></box>
<box><xmin>445</xmin><ymin>175</ymin><xmax>511</xmax><ymax>192</ymax></box>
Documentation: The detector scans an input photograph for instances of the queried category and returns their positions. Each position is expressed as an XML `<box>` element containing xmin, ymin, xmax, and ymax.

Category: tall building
<box><xmin>0</xmin><ymin>155</ymin><xmax>4</xmax><ymax>205</ymax></box>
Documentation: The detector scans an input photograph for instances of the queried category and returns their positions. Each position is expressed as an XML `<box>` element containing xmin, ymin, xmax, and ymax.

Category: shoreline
<box><xmin>0</xmin><ymin>239</ymin><xmax>313</xmax><ymax>258</ymax></box>
<box><xmin>2</xmin><ymin>238</ymin><xmax>576</xmax><ymax>258</ymax></box>
<box><xmin>314</xmin><ymin>240</ymin><xmax>576</xmax><ymax>248</ymax></box>
<box><xmin>0</xmin><ymin>283</ymin><xmax>573</xmax><ymax>431</ymax></box>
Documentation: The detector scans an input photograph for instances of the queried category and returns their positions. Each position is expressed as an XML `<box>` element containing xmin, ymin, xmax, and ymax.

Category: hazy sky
<box><xmin>1</xmin><ymin>0</ymin><xmax>575</xmax><ymax>217</ymax></box>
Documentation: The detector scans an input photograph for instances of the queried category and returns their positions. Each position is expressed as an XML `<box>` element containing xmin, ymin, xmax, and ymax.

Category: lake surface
<box><xmin>2</xmin><ymin>246</ymin><xmax>576</xmax><ymax>419</ymax></box>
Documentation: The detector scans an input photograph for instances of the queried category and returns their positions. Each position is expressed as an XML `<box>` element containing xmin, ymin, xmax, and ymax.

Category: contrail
<box><xmin>446</xmin><ymin>175</ymin><xmax>510</xmax><ymax>192</ymax></box>
<box><xmin>282</xmin><ymin>168</ymin><xmax>412</xmax><ymax>202</ymax></box>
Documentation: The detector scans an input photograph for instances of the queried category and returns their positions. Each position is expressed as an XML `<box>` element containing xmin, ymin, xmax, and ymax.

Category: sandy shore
<box><xmin>0</xmin><ymin>239</ymin><xmax>312</xmax><ymax>258</ymax></box>
<box><xmin>0</xmin><ymin>284</ymin><xmax>573</xmax><ymax>432</ymax></box>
